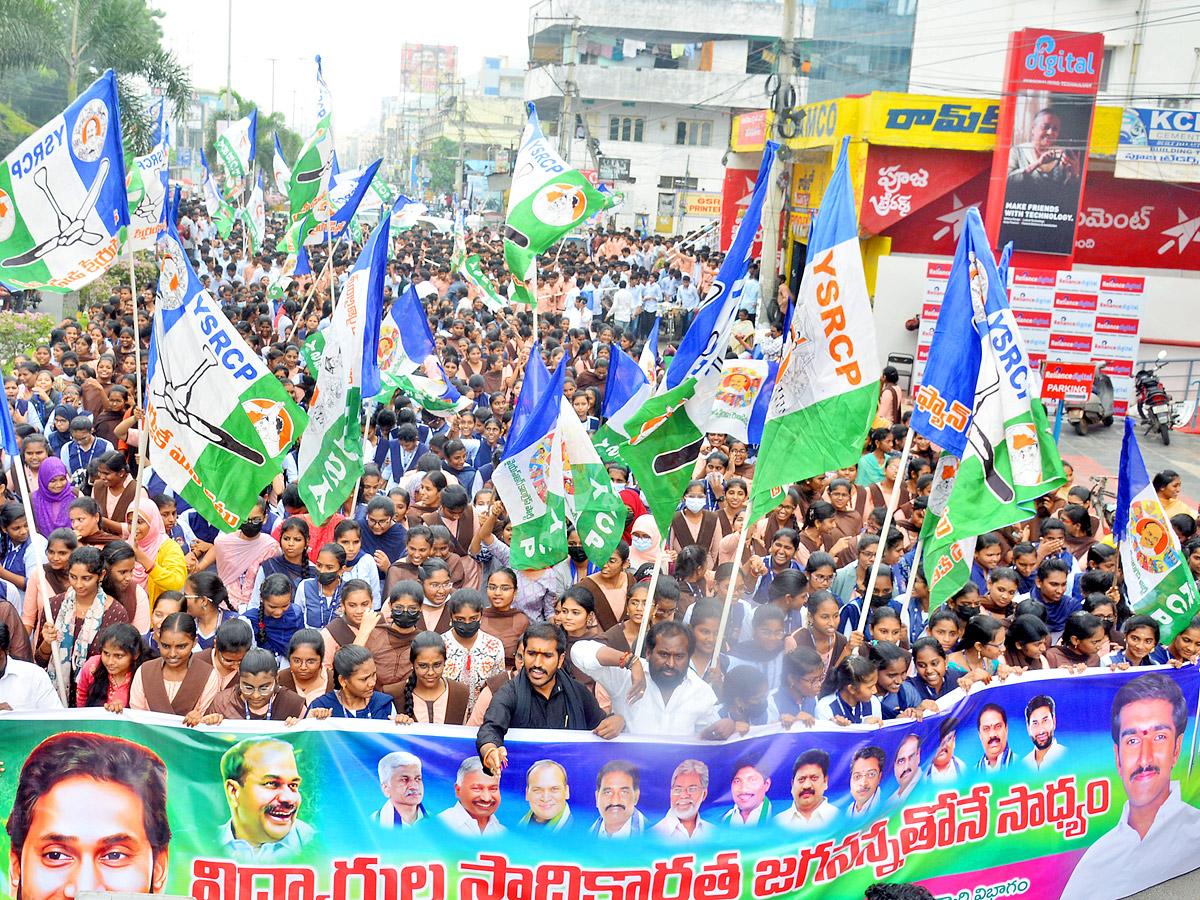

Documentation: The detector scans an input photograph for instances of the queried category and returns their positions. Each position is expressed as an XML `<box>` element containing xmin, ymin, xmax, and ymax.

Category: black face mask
<box><xmin>316</xmin><ymin>570</ymin><xmax>340</xmax><ymax>586</ymax></box>
<box><xmin>567</xmin><ymin>546</ymin><xmax>588</xmax><ymax>563</ymax></box>
<box><xmin>240</xmin><ymin>522</ymin><xmax>263</xmax><ymax>538</ymax></box>
<box><xmin>62</xmin><ymin>367</ymin><xmax>77</xmax><ymax>378</ymax></box>
<box><xmin>391</xmin><ymin>607</ymin><xmax>421</xmax><ymax>629</ymax></box>
<box><xmin>741</xmin><ymin>701</ymin><xmax>768</xmax><ymax>722</ymax></box>
<box><xmin>452</xmin><ymin>620</ymin><xmax>481</xmax><ymax>639</ymax></box>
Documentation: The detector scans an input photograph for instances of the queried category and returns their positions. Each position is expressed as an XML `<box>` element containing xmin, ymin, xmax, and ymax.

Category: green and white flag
<box><xmin>288</xmin><ymin>57</ymin><xmax>334</xmax><ymax>231</ymax></box>
<box><xmin>504</xmin><ymin>103</ymin><xmax>613</xmax><ymax>305</ymax></box>
<box><xmin>558</xmin><ymin>398</ymin><xmax>626</xmax><ymax>567</ymax></box>
<box><xmin>200</xmin><ymin>150</ymin><xmax>237</xmax><ymax>239</ymax></box>
<box><xmin>751</xmin><ymin>142</ymin><xmax>880</xmax><ymax>515</ymax></box>
<box><xmin>1116</xmin><ymin>417</ymin><xmax>1200</xmax><ymax>641</ymax></box>
<box><xmin>374</xmin><ymin>284</ymin><xmax>471</xmax><ymax>413</ymax></box>
<box><xmin>126</xmin><ymin>135</ymin><xmax>169</xmax><ymax>251</ymax></box>
<box><xmin>922</xmin><ymin>210</ymin><xmax>1065</xmax><ymax>608</ymax></box>
<box><xmin>149</xmin><ymin>218</ymin><xmax>308</xmax><ymax>531</ymax></box>
<box><xmin>462</xmin><ymin>254</ymin><xmax>506</xmax><ymax>312</ymax></box>
<box><xmin>297</xmin><ymin>212</ymin><xmax>388</xmax><ymax>522</ymax></box>
<box><xmin>242</xmin><ymin>174</ymin><xmax>265</xmax><ymax>255</ymax></box>
<box><xmin>214</xmin><ymin>110</ymin><xmax>257</xmax><ymax>186</ymax></box>
<box><xmin>0</xmin><ymin>69</ymin><xmax>129</xmax><ymax>293</ymax></box>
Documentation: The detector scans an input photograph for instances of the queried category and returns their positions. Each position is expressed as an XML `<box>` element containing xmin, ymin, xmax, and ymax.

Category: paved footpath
<box><xmin>1058</xmin><ymin>419</ymin><xmax>1200</xmax><ymax>511</ymax></box>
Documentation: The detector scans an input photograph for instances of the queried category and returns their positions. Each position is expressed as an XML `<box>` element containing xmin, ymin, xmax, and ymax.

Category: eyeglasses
<box><xmin>239</xmin><ymin>683</ymin><xmax>276</xmax><ymax>696</ymax></box>
<box><xmin>182</xmin><ymin>594</ymin><xmax>207</xmax><ymax>603</ymax></box>
<box><xmin>244</xmin><ymin>516</ymin><xmax>265</xmax><ymax>526</ymax></box>
<box><xmin>367</xmin><ymin>517</ymin><xmax>391</xmax><ymax>527</ymax></box>
<box><xmin>428</xmin><ymin>581</ymin><xmax>453</xmax><ymax>592</ymax></box>
<box><xmin>670</xmin><ymin>785</ymin><xmax>704</xmax><ymax>796</ymax></box>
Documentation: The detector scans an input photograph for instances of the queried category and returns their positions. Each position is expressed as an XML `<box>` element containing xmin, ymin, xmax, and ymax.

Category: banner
<box><xmin>1116</xmin><ymin>107</ymin><xmax>1200</xmax><ymax>183</ymax></box>
<box><xmin>127</xmin><ymin>138</ymin><xmax>170</xmax><ymax>250</ymax></box>
<box><xmin>985</xmin><ymin>29</ymin><xmax>1104</xmax><ymax>256</ymax></box>
<box><xmin>2</xmin><ymin>668</ymin><xmax>1199</xmax><ymax>900</ymax></box>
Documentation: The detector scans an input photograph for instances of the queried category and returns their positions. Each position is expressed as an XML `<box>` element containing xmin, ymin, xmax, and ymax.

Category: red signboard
<box><xmin>1048</xmin><ymin>333</ymin><xmax>1093</xmax><ymax>354</ymax></box>
<box><xmin>985</xmin><ymin>29</ymin><xmax>1105</xmax><ymax>259</ymax></box>
<box><xmin>1074</xmin><ymin>171</ymin><xmax>1200</xmax><ymax>270</ymax></box>
<box><xmin>1053</xmin><ymin>292</ymin><xmax>1097</xmax><ymax>311</ymax></box>
<box><xmin>860</xmin><ymin>146</ymin><xmax>990</xmax><ymax>233</ymax></box>
<box><xmin>1014</xmin><ymin>309</ymin><xmax>1052</xmax><ymax>329</ymax></box>
<box><xmin>1094</xmin><ymin>315</ymin><xmax>1139</xmax><ymax>335</ymax></box>
<box><xmin>579</xmin><ymin>169</ymin><xmax>599</xmax><ymax>187</ymax></box>
<box><xmin>1041</xmin><ymin>361</ymin><xmax>1095</xmax><ymax>400</ymax></box>
<box><xmin>719</xmin><ymin>167</ymin><xmax>764</xmax><ymax>256</ymax></box>
<box><xmin>735</xmin><ymin>111</ymin><xmax>767</xmax><ymax>149</ymax></box>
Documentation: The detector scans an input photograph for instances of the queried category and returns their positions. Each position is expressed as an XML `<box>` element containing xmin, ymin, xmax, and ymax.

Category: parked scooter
<box><xmin>1066</xmin><ymin>363</ymin><xmax>1114</xmax><ymax>436</ymax></box>
<box><xmin>1135</xmin><ymin>351</ymin><xmax>1179</xmax><ymax>445</ymax></box>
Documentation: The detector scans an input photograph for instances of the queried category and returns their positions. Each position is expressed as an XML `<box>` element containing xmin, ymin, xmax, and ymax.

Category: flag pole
<box><xmin>711</xmin><ymin>496</ymin><xmax>755</xmax><ymax>671</ymax></box>
<box><xmin>13</xmin><ymin>458</ymin><xmax>66</xmax><ymax>706</ymax></box>
<box><xmin>285</xmin><ymin>254</ymin><xmax>332</xmax><ymax>345</ymax></box>
<box><xmin>857</xmin><ymin>427</ymin><xmax>915</xmax><ymax>635</ymax></box>
<box><xmin>631</xmin><ymin>539</ymin><xmax>667</xmax><ymax>658</ymax></box>
<box><xmin>128</xmin><ymin>246</ymin><xmax>148</xmax><ymax>532</ymax></box>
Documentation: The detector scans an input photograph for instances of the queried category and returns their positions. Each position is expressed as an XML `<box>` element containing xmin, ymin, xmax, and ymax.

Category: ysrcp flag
<box><xmin>709</xmin><ymin>359</ymin><xmax>771</xmax><ymax>445</ymax></box>
<box><xmin>286</xmin><ymin>158</ymin><xmax>380</xmax><ymax>251</ymax></box>
<box><xmin>558</xmin><ymin>398</ymin><xmax>625</xmax><ymax>567</ymax></box>
<box><xmin>200</xmin><ymin>150</ymin><xmax>236</xmax><ymax>239</ymax></box>
<box><xmin>273</xmin><ymin>132</ymin><xmax>292</xmax><ymax>191</ymax></box>
<box><xmin>390</xmin><ymin>195</ymin><xmax>427</xmax><ymax>234</ymax></box>
<box><xmin>214</xmin><ymin>110</ymin><xmax>257</xmax><ymax>185</ymax></box>
<box><xmin>126</xmin><ymin>138</ymin><xmax>169</xmax><ymax>251</ymax></box>
<box><xmin>494</xmin><ymin>357</ymin><xmax>569</xmax><ymax>569</ymax></box>
<box><xmin>751</xmin><ymin>140</ymin><xmax>880</xmax><ymax>514</ymax></box>
<box><xmin>0</xmin><ymin>69</ymin><xmax>129</xmax><ymax>292</ymax></box>
<box><xmin>242</xmin><ymin>174</ymin><xmax>266</xmax><ymax>255</ymax></box>
<box><xmin>504</xmin><ymin>103</ymin><xmax>613</xmax><ymax>305</ymax></box>
<box><xmin>297</xmin><ymin>214</ymin><xmax>388</xmax><ymax>521</ymax></box>
<box><xmin>375</xmin><ymin>284</ymin><xmax>469</xmax><ymax>413</ymax></box>
<box><xmin>149</xmin><ymin>218</ymin><xmax>307</xmax><ymax>532</ymax></box>
<box><xmin>1116</xmin><ymin>416</ymin><xmax>1200</xmax><ymax>642</ymax></box>
<box><xmin>462</xmin><ymin>254</ymin><xmax>506</xmax><ymax>312</ymax></box>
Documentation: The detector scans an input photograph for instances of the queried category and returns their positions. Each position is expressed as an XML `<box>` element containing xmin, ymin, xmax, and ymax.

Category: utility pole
<box><xmin>759</xmin><ymin>0</ymin><xmax>797</xmax><ymax>329</ymax></box>
<box><xmin>225</xmin><ymin>0</ymin><xmax>233</xmax><ymax>122</ymax></box>
<box><xmin>456</xmin><ymin>81</ymin><xmax>467</xmax><ymax>202</ymax></box>
<box><xmin>560</xmin><ymin>17</ymin><xmax>580</xmax><ymax>161</ymax></box>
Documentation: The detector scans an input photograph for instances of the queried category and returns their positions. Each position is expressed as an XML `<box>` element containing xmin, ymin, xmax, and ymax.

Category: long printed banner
<box><xmin>2</xmin><ymin>667</ymin><xmax>1199</xmax><ymax>900</ymax></box>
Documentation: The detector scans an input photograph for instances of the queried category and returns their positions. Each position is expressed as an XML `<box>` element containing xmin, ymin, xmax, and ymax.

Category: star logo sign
<box><xmin>1158</xmin><ymin>208</ymin><xmax>1200</xmax><ymax>255</ymax></box>
<box><xmin>932</xmin><ymin>194</ymin><xmax>980</xmax><ymax>243</ymax></box>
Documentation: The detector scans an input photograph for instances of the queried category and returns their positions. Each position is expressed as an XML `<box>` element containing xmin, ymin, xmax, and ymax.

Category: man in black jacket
<box><xmin>477</xmin><ymin>623</ymin><xmax>623</xmax><ymax>775</ymax></box>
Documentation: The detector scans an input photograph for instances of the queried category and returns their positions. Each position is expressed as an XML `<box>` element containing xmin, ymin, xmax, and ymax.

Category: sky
<box><xmin>149</xmin><ymin>0</ymin><xmax>529</xmax><ymax>135</ymax></box>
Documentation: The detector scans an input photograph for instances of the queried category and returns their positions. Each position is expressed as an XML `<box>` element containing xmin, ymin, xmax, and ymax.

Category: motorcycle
<box><xmin>1135</xmin><ymin>351</ymin><xmax>1181</xmax><ymax>445</ymax></box>
<box><xmin>1066</xmin><ymin>363</ymin><xmax>1114</xmax><ymax>436</ymax></box>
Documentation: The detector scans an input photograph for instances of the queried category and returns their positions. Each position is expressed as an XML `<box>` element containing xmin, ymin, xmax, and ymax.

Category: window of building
<box><xmin>658</xmin><ymin>176</ymin><xmax>699</xmax><ymax>190</ymax></box>
<box><xmin>675</xmin><ymin>120</ymin><xmax>713</xmax><ymax>146</ymax></box>
<box><xmin>1100</xmin><ymin>47</ymin><xmax>1114</xmax><ymax>92</ymax></box>
<box><xmin>609</xmin><ymin>116</ymin><xmax>645</xmax><ymax>142</ymax></box>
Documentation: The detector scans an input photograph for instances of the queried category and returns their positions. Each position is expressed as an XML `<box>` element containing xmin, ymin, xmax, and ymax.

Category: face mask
<box><xmin>391</xmin><ymin>608</ymin><xmax>421</xmax><ymax>629</ymax></box>
<box><xmin>316</xmin><ymin>570</ymin><xmax>340</xmax><ymax>587</ymax></box>
<box><xmin>611</xmin><ymin>481</ymin><xmax>626</xmax><ymax>492</ymax></box>
<box><xmin>240</xmin><ymin>522</ymin><xmax>263</xmax><ymax>538</ymax></box>
<box><xmin>567</xmin><ymin>546</ymin><xmax>589</xmax><ymax>563</ymax></box>
<box><xmin>741</xmin><ymin>701</ymin><xmax>768</xmax><ymax>722</ymax></box>
<box><xmin>452</xmin><ymin>620</ymin><xmax>481</xmax><ymax>638</ymax></box>
<box><xmin>474</xmin><ymin>505</ymin><xmax>491</xmax><ymax>518</ymax></box>
<box><xmin>631</xmin><ymin>536</ymin><xmax>654</xmax><ymax>553</ymax></box>
<box><xmin>684</xmin><ymin>496</ymin><xmax>706</xmax><ymax>513</ymax></box>
<box><xmin>62</xmin><ymin>367</ymin><xmax>77</xmax><ymax>378</ymax></box>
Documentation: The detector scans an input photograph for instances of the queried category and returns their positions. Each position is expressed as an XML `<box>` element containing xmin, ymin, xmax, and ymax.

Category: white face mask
<box><xmin>474</xmin><ymin>505</ymin><xmax>491</xmax><ymax>518</ymax></box>
<box><xmin>611</xmin><ymin>481</ymin><xmax>627</xmax><ymax>492</ymax></box>
<box><xmin>631</xmin><ymin>536</ymin><xmax>654</xmax><ymax>553</ymax></box>
<box><xmin>684</xmin><ymin>496</ymin><xmax>707</xmax><ymax>513</ymax></box>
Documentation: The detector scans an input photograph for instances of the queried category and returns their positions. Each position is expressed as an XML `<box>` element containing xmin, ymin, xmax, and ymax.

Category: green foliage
<box><xmin>427</xmin><ymin>137</ymin><xmax>459</xmax><ymax>194</ymax></box>
<box><xmin>0</xmin><ymin>0</ymin><xmax>192</xmax><ymax>156</ymax></box>
<box><xmin>78</xmin><ymin>252</ymin><xmax>158</xmax><ymax>310</ymax></box>
<box><xmin>0</xmin><ymin>100</ymin><xmax>35</xmax><ymax>158</ymax></box>
<box><xmin>0</xmin><ymin>311</ymin><xmax>56</xmax><ymax>374</ymax></box>
<box><xmin>204</xmin><ymin>93</ymin><xmax>303</xmax><ymax>192</ymax></box>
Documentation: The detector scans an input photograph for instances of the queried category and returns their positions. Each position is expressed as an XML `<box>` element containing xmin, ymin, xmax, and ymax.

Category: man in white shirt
<box><xmin>0</xmin><ymin>622</ymin><xmax>62</xmax><ymax>711</ymax></box>
<box><xmin>1023</xmin><ymin>693</ymin><xmax>1068</xmax><ymax>770</ymax></box>
<box><xmin>846</xmin><ymin>746</ymin><xmax>885</xmax><ymax>820</ymax></box>
<box><xmin>608</xmin><ymin>280</ymin><xmax>636</xmax><ymax>333</ymax></box>
<box><xmin>590</xmin><ymin>760</ymin><xmax>646</xmax><ymax>838</ymax></box>
<box><xmin>775</xmin><ymin>749</ymin><xmax>840</xmax><ymax>832</ymax></box>
<box><xmin>565</xmin><ymin>293</ymin><xmax>591</xmax><ymax>331</ymax></box>
<box><xmin>976</xmin><ymin>703</ymin><xmax>1014</xmax><ymax>772</ymax></box>
<box><xmin>437</xmin><ymin>757</ymin><xmax>506</xmax><ymax>836</ymax></box>
<box><xmin>570</xmin><ymin>622</ymin><xmax>722</xmax><ymax>737</ymax></box>
<box><xmin>652</xmin><ymin>759</ymin><xmax>714</xmax><ymax>842</ymax></box>
<box><xmin>413</xmin><ymin>269</ymin><xmax>438</xmax><ymax>302</ymax></box>
<box><xmin>892</xmin><ymin>734</ymin><xmax>922</xmax><ymax>803</ymax></box>
<box><xmin>721</xmin><ymin>756</ymin><xmax>772</xmax><ymax>826</ymax></box>
<box><xmin>1061</xmin><ymin>673</ymin><xmax>1200</xmax><ymax>900</ymax></box>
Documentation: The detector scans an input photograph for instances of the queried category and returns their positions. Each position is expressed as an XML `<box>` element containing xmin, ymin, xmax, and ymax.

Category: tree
<box><xmin>203</xmin><ymin>92</ymin><xmax>303</xmax><ymax>193</ymax></box>
<box><xmin>426</xmin><ymin>137</ymin><xmax>458</xmax><ymax>195</ymax></box>
<box><xmin>0</xmin><ymin>0</ymin><xmax>191</xmax><ymax>155</ymax></box>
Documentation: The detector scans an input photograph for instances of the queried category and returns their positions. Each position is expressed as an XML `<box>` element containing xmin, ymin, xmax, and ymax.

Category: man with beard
<box><xmin>1061</xmin><ymin>673</ymin><xmax>1200</xmax><ymax>900</ymax></box>
<box><xmin>477</xmin><ymin>624</ymin><xmax>622</xmax><ymax>775</ymax></box>
<box><xmin>591</xmin><ymin>760</ymin><xmax>645</xmax><ymax>838</ymax></box>
<box><xmin>652</xmin><ymin>759</ymin><xmax>713</xmax><ymax>841</ymax></box>
<box><xmin>438</xmin><ymin>758</ymin><xmax>505</xmax><ymax>836</ymax></box>
<box><xmin>1023</xmin><ymin>695</ymin><xmax>1067</xmax><ymax>771</ymax></box>
<box><xmin>892</xmin><ymin>734</ymin><xmax>922</xmax><ymax>802</ymax></box>
<box><xmin>571</xmin><ymin>621</ymin><xmax>724</xmax><ymax>737</ymax></box>
<box><xmin>6</xmin><ymin>734</ymin><xmax>170</xmax><ymax>900</ymax></box>
<box><xmin>721</xmin><ymin>756</ymin><xmax>773</xmax><ymax>826</ymax></box>
<box><xmin>375</xmin><ymin>751</ymin><xmax>428</xmax><ymax>828</ymax></box>
<box><xmin>976</xmin><ymin>704</ymin><xmax>1013</xmax><ymax>773</ymax></box>
<box><xmin>847</xmin><ymin>747</ymin><xmax>885</xmax><ymax>820</ymax></box>
<box><xmin>775</xmin><ymin>749</ymin><xmax>839</xmax><ymax>831</ymax></box>
<box><xmin>219</xmin><ymin>739</ymin><xmax>311</xmax><ymax>861</ymax></box>
<box><xmin>521</xmin><ymin>760</ymin><xmax>573</xmax><ymax>831</ymax></box>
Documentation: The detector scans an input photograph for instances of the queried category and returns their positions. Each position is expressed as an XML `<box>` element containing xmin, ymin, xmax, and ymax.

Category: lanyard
<box><xmin>832</xmin><ymin>694</ymin><xmax>870</xmax><ymax>723</ymax></box>
<box><xmin>244</xmin><ymin>694</ymin><xmax>275</xmax><ymax>720</ymax></box>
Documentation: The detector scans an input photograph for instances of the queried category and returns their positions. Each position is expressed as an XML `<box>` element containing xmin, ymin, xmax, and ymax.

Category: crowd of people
<box><xmin>3</xmin><ymin>202</ymin><xmax>1200</xmax><ymax>799</ymax></box>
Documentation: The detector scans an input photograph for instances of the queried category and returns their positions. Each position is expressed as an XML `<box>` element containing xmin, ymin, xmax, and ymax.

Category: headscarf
<box><xmin>30</xmin><ymin>457</ymin><xmax>75</xmax><ymax>534</ymax></box>
<box><xmin>47</xmin><ymin>405</ymin><xmax>78</xmax><ymax>454</ymax></box>
<box><xmin>627</xmin><ymin>514</ymin><xmax>662</xmax><ymax>570</ymax></box>
<box><xmin>131</xmin><ymin>497</ymin><xmax>169</xmax><ymax>587</ymax></box>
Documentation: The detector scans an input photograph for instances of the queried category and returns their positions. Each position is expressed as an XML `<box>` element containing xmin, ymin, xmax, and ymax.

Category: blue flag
<box><xmin>356</xmin><ymin>214</ymin><xmax>391</xmax><ymax>400</ymax></box>
<box><xmin>0</xmin><ymin>393</ymin><xmax>19</xmax><ymax>458</ymax></box>
<box><xmin>908</xmin><ymin>210</ymin><xmax>988</xmax><ymax>457</ymax></box>
<box><xmin>506</xmin><ymin>343</ymin><xmax>552</xmax><ymax>452</ymax></box>
<box><xmin>666</xmin><ymin>141</ymin><xmax>778</xmax><ymax>391</ymax></box>
<box><xmin>747</xmin><ymin>361</ymin><xmax>779</xmax><ymax>445</ymax></box>
<box><xmin>374</xmin><ymin>285</ymin><xmax>465</xmax><ymax>411</ymax></box>
<box><xmin>602</xmin><ymin>347</ymin><xmax>649</xmax><ymax>421</ymax></box>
